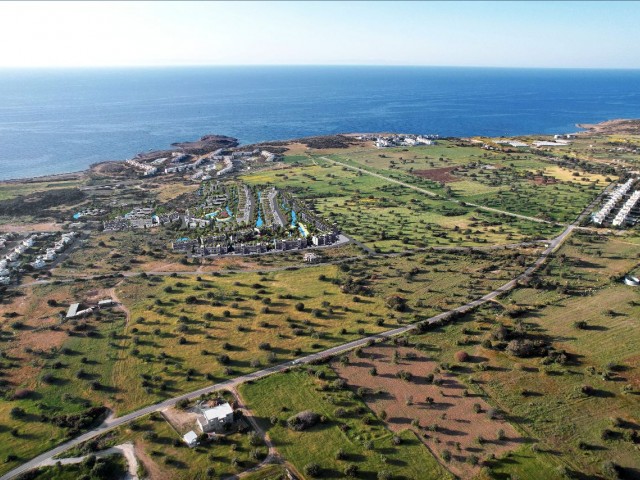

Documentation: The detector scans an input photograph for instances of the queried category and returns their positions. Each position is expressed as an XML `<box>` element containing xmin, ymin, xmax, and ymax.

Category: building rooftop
<box><xmin>66</xmin><ymin>303</ymin><xmax>80</xmax><ymax>318</ymax></box>
<box><xmin>183</xmin><ymin>430</ymin><xmax>198</xmax><ymax>444</ymax></box>
<box><xmin>202</xmin><ymin>402</ymin><xmax>233</xmax><ymax>421</ymax></box>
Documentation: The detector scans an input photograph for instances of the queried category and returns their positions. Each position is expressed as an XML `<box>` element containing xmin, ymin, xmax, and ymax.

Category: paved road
<box><xmin>319</xmin><ymin>156</ymin><xmax>557</xmax><ymax>225</ymax></box>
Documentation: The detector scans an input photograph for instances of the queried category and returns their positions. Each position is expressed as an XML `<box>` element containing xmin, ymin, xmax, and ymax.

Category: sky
<box><xmin>0</xmin><ymin>1</ymin><xmax>639</xmax><ymax>69</ymax></box>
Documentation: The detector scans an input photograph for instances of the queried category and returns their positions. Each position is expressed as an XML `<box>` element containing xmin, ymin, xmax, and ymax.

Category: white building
<box><xmin>197</xmin><ymin>402</ymin><xmax>234</xmax><ymax>433</ymax></box>
<box><xmin>183</xmin><ymin>430</ymin><xmax>198</xmax><ymax>447</ymax></box>
<box><xmin>31</xmin><ymin>258</ymin><xmax>46</xmax><ymax>269</ymax></box>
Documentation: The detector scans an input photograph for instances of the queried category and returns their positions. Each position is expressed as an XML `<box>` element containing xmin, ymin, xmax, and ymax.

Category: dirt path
<box><xmin>224</xmin><ymin>386</ymin><xmax>303</xmax><ymax>480</ymax></box>
<box><xmin>108</xmin><ymin>284</ymin><xmax>130</xmax><ymax>324</ymax></box>
<box><xmin>38</xmin><ymin>443</ymin><xmax>138</xmax><ymax>480</ymax></box>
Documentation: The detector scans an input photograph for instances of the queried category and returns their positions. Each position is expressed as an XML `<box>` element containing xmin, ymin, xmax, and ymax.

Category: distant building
<box><xmin>303</xmin><ymin>252</ymin><xmax>319</xmax><ymax>263</ymax></box>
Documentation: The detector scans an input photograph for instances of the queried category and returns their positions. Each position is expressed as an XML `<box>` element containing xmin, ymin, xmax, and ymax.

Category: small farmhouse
<box><xmin>196</xmin><ymin>402</ymin><xmax>234</xmax><ymax>433</ymax></box>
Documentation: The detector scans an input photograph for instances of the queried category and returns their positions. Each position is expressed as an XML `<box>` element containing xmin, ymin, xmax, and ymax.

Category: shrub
<box><xmin>441</xmin><ymin>450</ymin><xmax>452</xmax><ymax>462</ymax></box>
<box><xmin>573</xmin><ymin>320</ymin><xmax>588</xmax><ymax>329</ymax></box>
<box><xmin>287</xmin><ymin>410</ymin><xmax>320</xmax><ymax>431</ymax></box>
<box><xmin>454</xmin><ymin>350</ymin><xmax>469</xmax><ymax>362</ymax></box>
<box><xmin>11</xmin><ymin>389</ymin><xmax>33</xmax><ymax>400</ymax></box>
<box><xmin>304</xmin><ymin>462</ymin><xmax>321</xmax><ymax>477</ymax></box>
<box><xmin>580</xmin><ymin>385</ymin><xmax>594</xmax><ymax>396</ymax></box>
<box><xmin>10</xmin><ymin>407</ymin><xmax>26</xmax><ymax>419</ymax></box>
<box><xmin>601</xmin><ymin>461</ymin><xmax>620</xmax><ymax>479</ymax></box>
<box><xmin>344</xmin><ymin>464</ymin><xmax>359</xmax><ymax>477</ymax></box>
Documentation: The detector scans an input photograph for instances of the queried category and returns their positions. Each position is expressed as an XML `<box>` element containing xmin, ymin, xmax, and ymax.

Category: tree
<box><xmin>454</xmin><ymin>350</ymin><xmax>470</xmax><ymax>362</ymax></box>
<box><xmin>344</xmin><ymin>464</ymin><xmax>359</xmax><ymax>477</ymax></box>
<box><xmin>304</xmin><ymin>463</ymin><xmax>321</xmax><ymax>477</ymax></box>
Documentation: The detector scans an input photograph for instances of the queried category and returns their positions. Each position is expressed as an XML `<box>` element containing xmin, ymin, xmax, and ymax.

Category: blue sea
<box><xmin>1</xmin><ymin>66</ymin><xmax>640</xmax><ymax>180</ymax></box>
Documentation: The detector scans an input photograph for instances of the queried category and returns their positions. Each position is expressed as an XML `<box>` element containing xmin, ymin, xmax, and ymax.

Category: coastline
<box><xmin>4</xmin><ymin>120</ymin><xmax>635</xmax><ymax>185</ymax></box>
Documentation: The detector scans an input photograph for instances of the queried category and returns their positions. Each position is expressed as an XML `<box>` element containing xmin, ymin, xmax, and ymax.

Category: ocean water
<box><xmin>1</xmin><ymin>66</ymin><xmax>640</xmax><ymax>180</ymax></box>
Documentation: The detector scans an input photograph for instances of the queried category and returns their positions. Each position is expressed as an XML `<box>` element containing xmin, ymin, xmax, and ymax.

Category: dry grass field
<box><xmin>333</xmin><ymin>344</ymin><xmax>524</xmax><ymax>478</ymax></box>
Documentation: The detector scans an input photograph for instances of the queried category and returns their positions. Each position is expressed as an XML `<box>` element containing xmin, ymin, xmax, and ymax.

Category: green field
<box><xmin>240</xmin><ymin>368</ymin><xmax>452</xmax><ymax>480</ymax></box>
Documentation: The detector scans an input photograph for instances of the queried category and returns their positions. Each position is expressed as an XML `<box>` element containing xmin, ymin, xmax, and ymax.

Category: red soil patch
<box><xmin>413</xmin><ymin>167</ymin><xmax>460</xmax><ymax>183</ymax></box>
<box><xmin>334</xmin><ymin>344</ymin><xmax>523</xmax><ymax>478</ymax></box>
<box><xmin>532</xmin><ymin>176</ymin><xmax>558</xmax><ymax>185</ymax></box>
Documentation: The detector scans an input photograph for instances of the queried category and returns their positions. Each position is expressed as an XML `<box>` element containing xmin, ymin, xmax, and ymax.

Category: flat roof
<box><xmin>183</xmin><ymin>431</ymin><xmax>198</xmax><ymax>443</ymax></box>
<box><xmin>66</xmin><ymin>303</ymin><xmax>80</xmax><ymax>318</ymax></box>
<box><xmin>203</xmin><ymin>402</ymin><xmax>233</xmax><ymax>421</ymax></box>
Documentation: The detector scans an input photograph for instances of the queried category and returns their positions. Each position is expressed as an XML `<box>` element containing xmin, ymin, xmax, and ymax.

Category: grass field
<box><xmin>322</xmin><ymin>143</ymin><xmax>609</xmax><ymax>224</ymax></box>
<box><xmin>400</xmin><ymin>231</ymin><xmax>640</xmax><ymax>478</ymax></box>
<box><xmin>240</xmin><ymin>156</ymin><xmax>560</xmax><ymax>252</ymax></box>
<box><xmin>239</xmin><ymin>368</ymin><xmax>453</xmax><ymax>480</ymax></box>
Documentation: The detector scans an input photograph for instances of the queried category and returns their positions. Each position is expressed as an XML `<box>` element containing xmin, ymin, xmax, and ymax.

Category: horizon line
<box><xmin>1</xmin><ymin>64</ymin><xmax>640</xmax><ymax>71</ymax></box>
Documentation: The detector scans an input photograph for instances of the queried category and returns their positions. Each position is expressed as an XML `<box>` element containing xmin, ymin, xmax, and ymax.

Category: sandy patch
<box><xmin>413</xmin><ymin>167</ymin><xmax>460</xmax><ymax>183</ymax></box>
<box><xmin>334</xmin><ymin>344</ymin><xmax>523</xmax><ymax>478</ymax></box>
<box><xmin>0</xmin><ymin>222</ymin><xmax>62</xmax><ymax>233</ymax></box>
<box><xmin>161</xmin><ymin>406</ymin><xmax>200</xmax><ymax>435</ymax></box>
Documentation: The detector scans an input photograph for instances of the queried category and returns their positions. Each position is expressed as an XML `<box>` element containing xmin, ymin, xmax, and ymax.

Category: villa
<box><xmin>197</xmin><ymin>402</ymin><xmax>234</xmax><ymax>433</ymax></box>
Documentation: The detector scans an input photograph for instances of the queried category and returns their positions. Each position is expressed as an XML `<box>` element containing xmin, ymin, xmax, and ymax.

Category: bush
<box><xmin>601</xmin><ymin>461</ymin><xmax>620</xmax><ymax>479</ymax></box>
<box><xmin>441</xmin><ymin>450</ymin><xmax>452</xmax><ymax>462</ymax></box>
<box><xmin>454</xmin><ymin>350</ymin><xmax>469</xmax><ymax>362</ymax></box>
<box><xmin>344</xmin><ymin>464</ymin><xmax>359</xmax><ymax>477</ymax></box>
<box><xmin>10</xmin><ymin>407</ymin><xmax>26</xmax><ymax>419</ymax></box>
<box><xmin>287</xmin><ymin>410</ymin><xmax>320</xmax><ymax>431</ymax></box>
<box><xmin>304</xmin><ymin>462</ymin><xmax>321</xmax><ymax>477</ymax></box>
<box><xmin>505</xmin><ymin>339</ymin><xmax>549</xmax><ymax>357</ymax></box>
